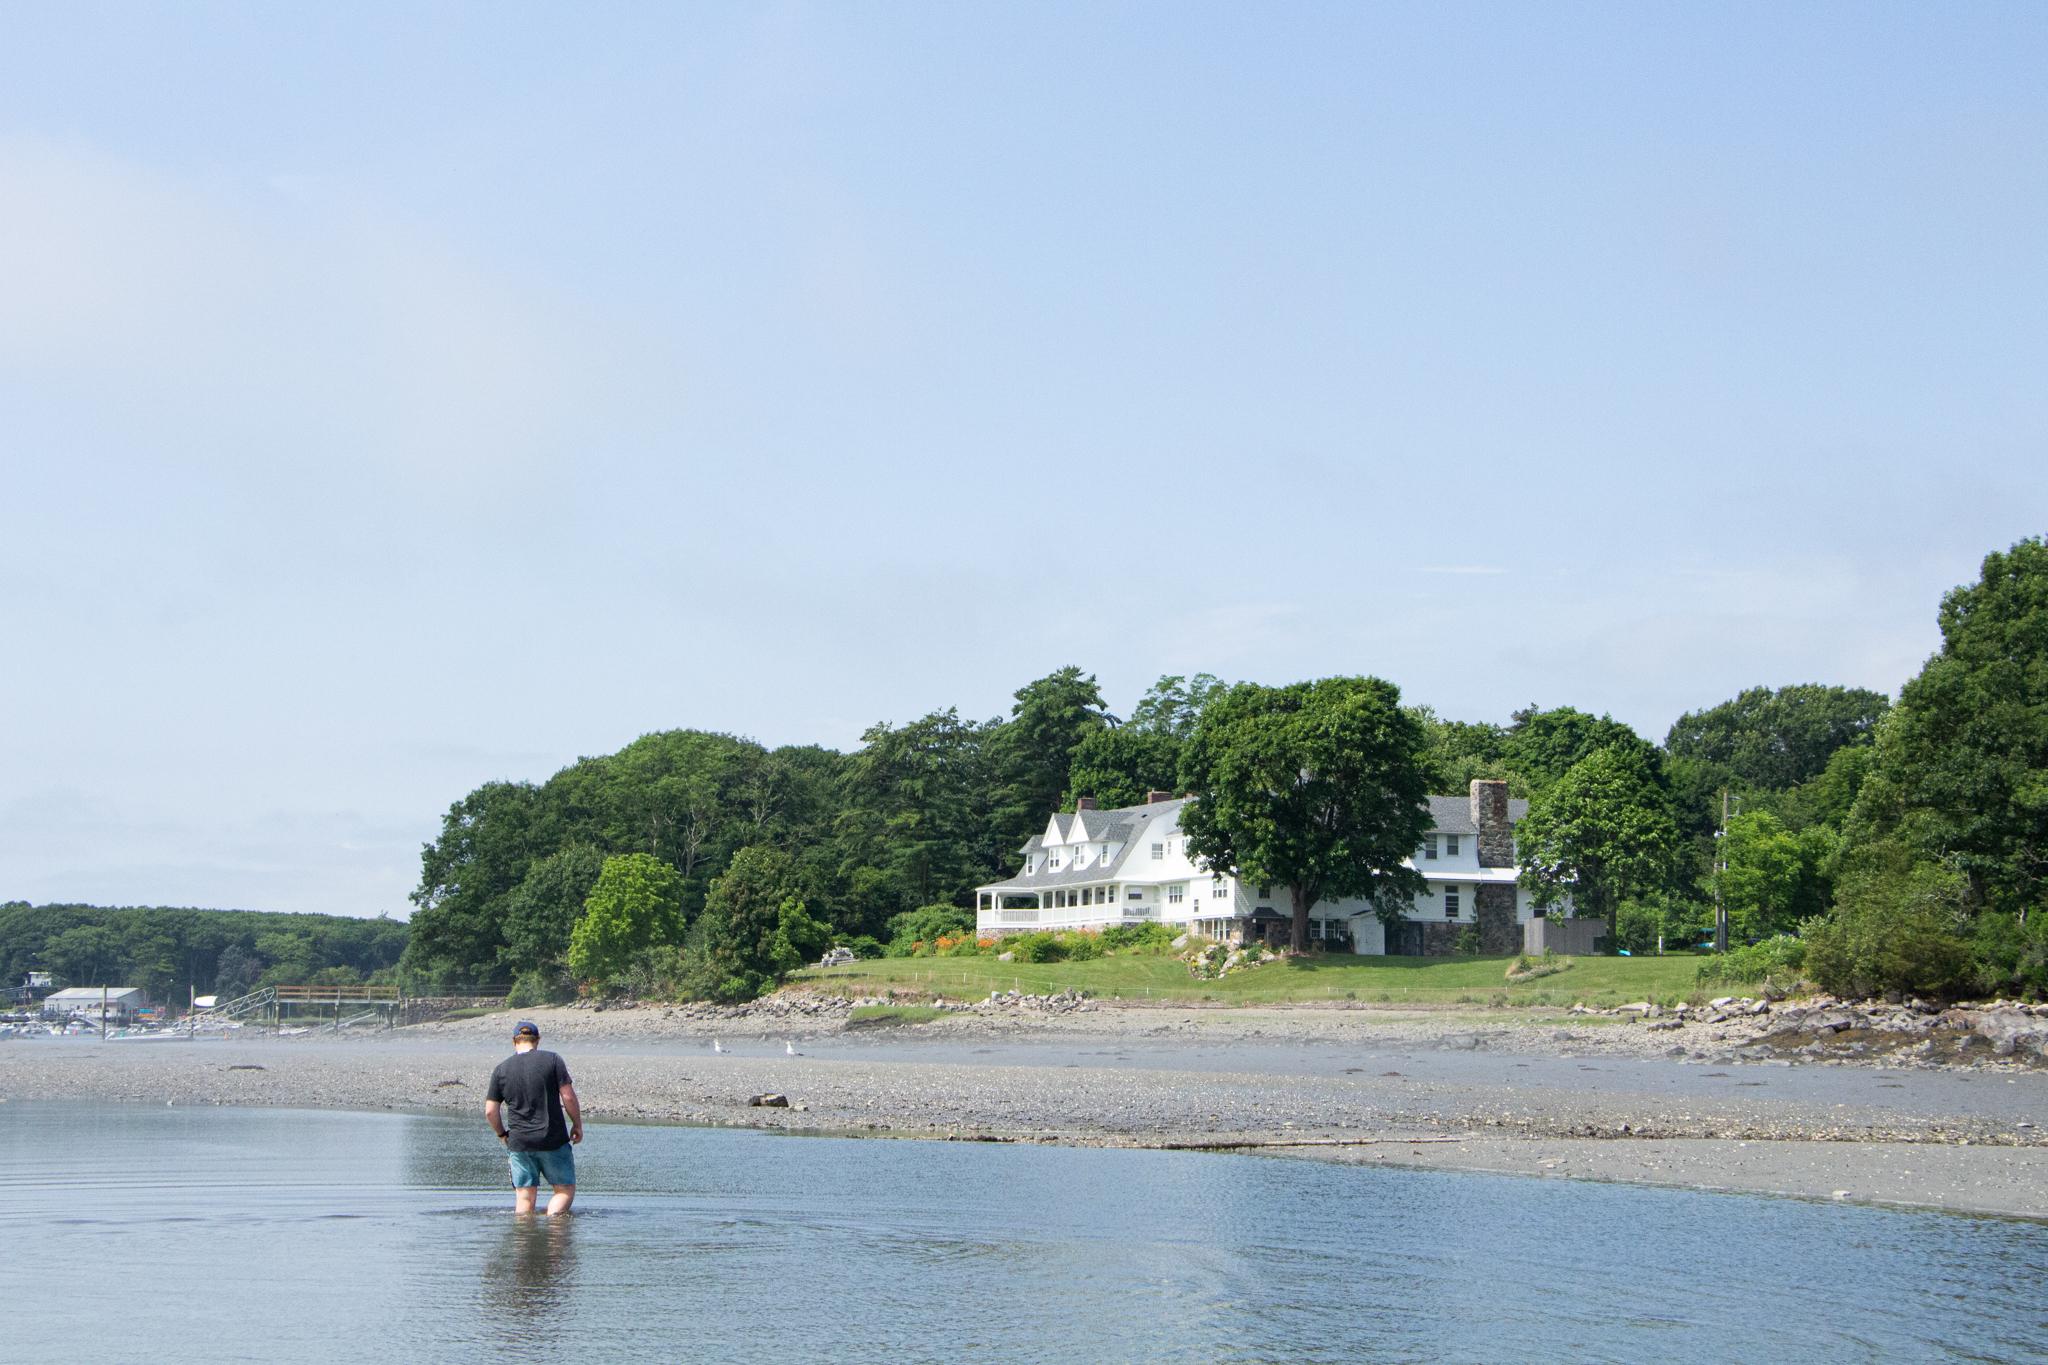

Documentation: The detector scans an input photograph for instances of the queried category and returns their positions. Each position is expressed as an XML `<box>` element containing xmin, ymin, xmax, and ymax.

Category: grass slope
<box><xmin>792</xmin><ymin>952</ymin><xmax>1708</xmax><ymax>1008</ymax></box>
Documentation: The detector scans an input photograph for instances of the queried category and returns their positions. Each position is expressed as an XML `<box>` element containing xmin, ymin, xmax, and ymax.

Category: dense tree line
<box><xmin>395</xmin><ymin>668</ymin><xmax>1905</xmax><ymax>993</ymax></box>
<box><xmin>0</xmin><ymin>903</ymin><xmax>408</xmax><ymax>1004</ymax></box>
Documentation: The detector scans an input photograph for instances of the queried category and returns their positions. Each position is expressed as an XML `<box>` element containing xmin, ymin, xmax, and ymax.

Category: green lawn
<box><xmin>790</xmin><ymin>951</ymin><xmax>1710</xmax><ymax>1009</ymax></box>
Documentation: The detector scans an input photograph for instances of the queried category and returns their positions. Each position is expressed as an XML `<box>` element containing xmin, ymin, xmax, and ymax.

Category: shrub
<box><xmin>834</xmin><ymin>935</ymin><xmax>884</xmax><ymax>962</ymax></box>
<box><xmin>619</xmin><ymin>944</ymin><xmax>691</xmax><ymax>1000</ymax></box>
<box><xmin>1803</xmin><ymin>865</ymin><xmax>1971</xmax><ymax>999</ymax></box>
<box><xmin>1505</xmin><ymin>953</ymin><xmax>1570</xmax><ymax>982</ymax></box>
<box><xmin>1616</xmin><ymin>892</ymin><xmax>1712</xmax><ymax>955</ymax></box>
<box><xmin>1010</xmin><ymin>932</ymin><xmax>1066</xmax><ymax>963</ymax></box>
<box><xmin>506</xmin><ymin>970</ymin><xmax>571</xmax><ymax>1008</ymax></box>
<box><xmin>1061</xmin><ymin>930</ymin><xmax>1103</xmax><ymax>961</ymax></box>
<box><xmin>1453</xmin><ymin>927</ymin><xmax>1481</xmax><ymax>957</ymax></box>
<box><xmin>1100</xmin><ymin>923</ymin><xmax>1176</xmax><ymax>953</ymax></box>
<box><xmin>1694</xmin><ymin>935</ymin><xmax>1807</xmax><ymax>988</ymax></box>
<box><xmin>1613</xmin><ymin>902</ymin><xmax>1661</xmax><ymax>956</ymax></box>
<box><xmin>886</xmin><ymin>904</ymin><xmax>975</xmax><ymax>955</ymax></box>
<box><xmin>1967</xmin><ymin>912</ymin><xmax>2048</xmax><ymax>1000</ymax></box>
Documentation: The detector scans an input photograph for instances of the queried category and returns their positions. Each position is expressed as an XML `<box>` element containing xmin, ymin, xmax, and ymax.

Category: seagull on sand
<box><xmin>712</xmin><ymin>1038</ymin><xmax>725</xmax><ymax>1054</ymax></box>
<box><xmin>785</xmin><ymin>1040</ymin><xmax>799</xmax><ymax>1056</ymax></box>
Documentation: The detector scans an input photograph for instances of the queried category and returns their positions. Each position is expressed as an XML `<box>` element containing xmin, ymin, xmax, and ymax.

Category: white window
<box><xmin>1151</xmin><ymin>843</ymin><xmax>1164</xmax><ymax>860</ymax></box>
<box><xmin>1422</xmin><ymin>835</ymin><xmax>1437</xmax><ymax>860</ymax></box>
<box><xmin>1212</xmin><ymin>876</ymin><xmax>1228</xmax><ymax>899</ymax></box>
<box><xmin>1444</xmin><ymin>886</ymin><xmax>1461</xmax><ymax>918</ymax></box>
<box><xmin>1167</xmin><ymin>839</ymin><xmax>1176</xmax><ymax>856</ymax></box>
<box><xmin>1128</xmin><ymin>889</ymin><xmax>1144</xmax><ymax>900</ymax></box>
<box><xmin>1167</xmin><ymin>884</ymin><xmax>1185</xmax><ymax>904</ymax></box>
<box><xmin>1026</xmin><ymin>856</ymin><xmax>1036</xmax><ymax>874</ymax></box>
<box><xmin>1050</xmin><ymin>853</ymin><xmax>1063</xmax><ymax>870</ymax></box>
<box><xmin>1258</xmin><ymin>884</ymin><xmax>1272</xmax><ymax>899</ymax></box>
<box><xmin>1445</xmin><ymin>835</ymin><xmax>1460</xmax><ymax>856</ymax></box>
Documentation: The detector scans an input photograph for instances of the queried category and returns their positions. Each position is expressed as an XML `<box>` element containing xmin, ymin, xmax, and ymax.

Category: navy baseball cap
<box><xmin>512</xmin><ymin>1020</ymin><xmax>540</xmax><ymax>1040</ymax></box>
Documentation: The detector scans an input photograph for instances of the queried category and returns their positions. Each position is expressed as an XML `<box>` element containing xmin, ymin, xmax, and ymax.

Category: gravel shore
<box><xmin>6</xmin><ymin>999</ymin><xmax>2043</xmax><ymax>1218</ymax></box>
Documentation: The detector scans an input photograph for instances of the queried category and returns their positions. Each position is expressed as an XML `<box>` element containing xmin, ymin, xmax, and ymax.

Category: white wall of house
<box><xmin>1412</xmin><ymin>830</ymin><xmax>1497</xmax><ymax>874</ymax></box>
<box><xmin>979</xmin><ymin>796</ymin><xmax>1570</xmax><ymax>951</ymax></box>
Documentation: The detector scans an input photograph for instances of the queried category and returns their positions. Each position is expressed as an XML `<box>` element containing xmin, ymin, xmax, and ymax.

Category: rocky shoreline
<box><xmin>416</xmin><ymin>988</ymin><xmax>2048</xmax><ymax>1072</ymax></box>
<box><xmin>4</xmin><ymin>996</ymin><xmax>2044</xmax><ymax>1218</ymax></box>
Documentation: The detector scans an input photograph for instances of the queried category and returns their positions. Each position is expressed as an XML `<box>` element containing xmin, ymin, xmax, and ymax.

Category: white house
<box><xmin>42</xmin><ymin>986</ymin><xmax>150</xmax><ymax>1021</ymax></box>
<box><xmin>975</xmin><ymin>780</ymin><xmax>1556</xmax><ymax>955</ymax></box>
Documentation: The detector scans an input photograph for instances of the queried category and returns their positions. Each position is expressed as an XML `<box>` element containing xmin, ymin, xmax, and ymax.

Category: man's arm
<box><xmin>484</xmin><ymin>1098</ymin><xmax>508</xmax><ymax>1143</ymax></box>
<box><xmin>560</xmin><ymin>1083</ymin><xmax>582</xmax><ymax>1144</ymax></box>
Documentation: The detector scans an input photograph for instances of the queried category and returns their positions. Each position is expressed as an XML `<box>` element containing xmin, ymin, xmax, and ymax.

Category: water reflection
<box><xmin>483</xmin><ymin>1213</ymin><xmax>580</xmax><ymax>1316</ymax></box>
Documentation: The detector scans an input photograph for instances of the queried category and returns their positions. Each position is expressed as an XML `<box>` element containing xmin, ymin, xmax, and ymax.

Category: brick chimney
<box><xmin>1075</xmin><ymin>796</ymin><xmax>1099</xmax><ymax>811</ymax></box>
<box><xmin>1147</xmin><ymin>789</ymin><xmax>1175</xmax><ymax>804</ymax></box>
<box><xmin>1471</xmin><ymin>779</ymin><xmax>1513</xmax><ymax>867</ymax></box>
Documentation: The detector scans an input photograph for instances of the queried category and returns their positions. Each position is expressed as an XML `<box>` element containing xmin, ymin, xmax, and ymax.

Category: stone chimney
<box><xmin>1471</xmin><ymin>779</ymin><xmax>1513</xmax><ymax>867</ymax></box>
<box><xmin>1147</xmin><ymin>789</ymin><xmax>1175</xmax><ymax>805</ymax></box>
<box><xmin>1075</xmin><ymin>796</ymin><xmax>1099</xmax><ymax>811</ymax></box>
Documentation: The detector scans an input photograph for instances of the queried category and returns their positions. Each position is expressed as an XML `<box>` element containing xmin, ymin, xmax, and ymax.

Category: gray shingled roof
<box><xmin>1017</xmin><ymin>802</ymin><xmax>1169</xmax><ymax>855</ymax></box>
<box><xmin>986</xmin><ymin>798</ymin><xmax>1188</xmax><ymax>891</ymax></box>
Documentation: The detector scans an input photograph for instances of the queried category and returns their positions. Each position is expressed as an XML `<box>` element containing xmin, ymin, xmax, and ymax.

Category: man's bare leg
<box><xmin>547</xmin><ymin>1183</ymin><xmax>575</xmax><ymax>1215</ymax></box>
<box><xmin>515</xmin><ymin>1185</ymin><xmax>538</xmax><ymax>1214</ymax></box>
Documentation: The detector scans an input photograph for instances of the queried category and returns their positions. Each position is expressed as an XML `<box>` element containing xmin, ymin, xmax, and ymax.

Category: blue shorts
<box><xmin>508</xmin><ymin>1143</ymin><xmax>576</xmax><ymax>1188</ymax></box>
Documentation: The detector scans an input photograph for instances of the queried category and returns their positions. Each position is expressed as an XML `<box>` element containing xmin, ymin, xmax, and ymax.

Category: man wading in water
<box><xmin>485</xmin><ymin>1020</ymin><xmax>583</xmax><ymax>1214</ymax></box>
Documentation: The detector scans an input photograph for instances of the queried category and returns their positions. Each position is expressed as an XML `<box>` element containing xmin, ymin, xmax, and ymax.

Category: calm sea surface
<box><xmin>4</xmin><ymin>1102</ymin><xmax>2043</xmax><ymax>1363</ymax></box>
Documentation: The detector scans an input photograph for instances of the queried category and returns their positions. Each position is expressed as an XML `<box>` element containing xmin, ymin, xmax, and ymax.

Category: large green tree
<box><xmin>1517</xmin><ymin>745</ymin><xmax>1682</xmax><ymax>943</ymax></box>
<box><xmin>1718</xmin><ymin>810</ymin><xmax>1835</xmax><ymax>940</ymax></box>
<box><xmin>993</xmin><ymin>667</ymin><xmax>1113</xmax><ymax>843</ymax></box>
<box><xmin>1847</xmin><ymin>537</ymin><xmax>2048</xmax><ymax>923</ymax></box>
<box><xmin>1411</xmin><ymin>706</ymin><xmax>1517</xmax><ymax>793</ymax></box>
<box><xmin>501</xmin><ymin>844</ymin><xmax>608</xmax><ymax>983</ymax></box>
<box><xmin>832</xmin><ymin>708</ymin><xmax>1004</xmax><ymax>933</ymax></box>
<box><xmin>404</xmin><ymin>780</ymin><xmax>558</xmax><ymax>984</ymax></box>
<box><xmin>1178</xmin><ymin>676</ymin><xmax>1432</xmax><ymax>953</ymax></box>
<box><xmin>1065</xmin><ymin>673</ymin><xmax>1224</xmax><ymax>809</ymax></box>
<box><xmin>1126</xmin><ymin>673</ymin><xmax>1224</xmax><ymax>738</ymax></box>
<box><xmin>1664</xmin><ymin>684</ymin><xmax>1890</xmax><ymax>793</ymax></box>
<box><xmin>1506</xmin><ymin>705</ymin><xmax>1659</xmax><ymax>797</ymax></box>
<box><xmin>684</xmin><ymin>845</ymin><xmax>828</xmax><ymax>1002</ymax></box>
<box><xmin>567</xmin><ymin>853</ymin><xmax>686</xmax><ymax>985</ymax></box>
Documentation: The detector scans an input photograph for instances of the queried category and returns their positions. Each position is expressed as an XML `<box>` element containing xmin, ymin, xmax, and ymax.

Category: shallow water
<box><xmin>5</xmin><ymin>1102</ymin><xmax>2044</xmax><ymax>1362</ymax></box>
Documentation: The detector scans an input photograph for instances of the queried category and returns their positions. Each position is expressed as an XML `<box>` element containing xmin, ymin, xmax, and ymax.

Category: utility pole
<box><xmin>100</xmin><ymin>983</ymin><xmax>108</xmax><ymax>1039</ymax></box>
<box><xmin>1713</xmin><ymin>788</ymin><xmax>1730</xmax><ymax>954</ymax></box>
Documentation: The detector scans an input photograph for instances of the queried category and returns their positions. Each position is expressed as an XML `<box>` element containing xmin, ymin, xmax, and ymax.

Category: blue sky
<box><xmin>3</xmin><ymin>4</ymin><xmax>2044</xmax><ymax>917</ymax></box>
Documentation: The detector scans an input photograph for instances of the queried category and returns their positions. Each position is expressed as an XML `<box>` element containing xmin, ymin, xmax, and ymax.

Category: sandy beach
<box><xmin>6</xmin><ymin>999</ymin><xmax>2044</xmax><ymax>1219</ymax></box>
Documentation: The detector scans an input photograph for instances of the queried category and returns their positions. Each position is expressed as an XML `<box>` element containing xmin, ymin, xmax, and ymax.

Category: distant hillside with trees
<box><xmin>0</xmin><ymin>902</ymin><xmax>409</xmax><ymax>1004</ymax></box>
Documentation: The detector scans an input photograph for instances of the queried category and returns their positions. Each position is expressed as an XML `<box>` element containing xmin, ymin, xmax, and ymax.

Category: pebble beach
<box><xmin>6</xmin><ymin>996</ymin><xmax>2044</xmax><ymax>1218</ymax></box>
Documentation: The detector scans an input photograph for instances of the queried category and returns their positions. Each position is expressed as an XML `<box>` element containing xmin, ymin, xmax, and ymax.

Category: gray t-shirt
<box><xmin>485</xmin><ymin>1048</ymin><xmax>573</xmax><ymax>1152</ymax></box>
